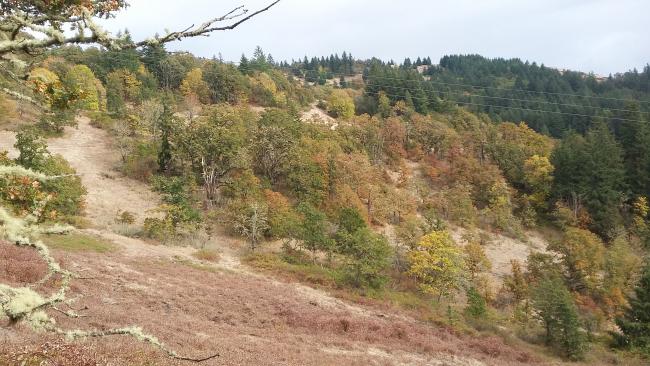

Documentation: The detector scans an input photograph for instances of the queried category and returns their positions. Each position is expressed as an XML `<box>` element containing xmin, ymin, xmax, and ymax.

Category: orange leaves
<box><xmin>0</xmin><ymin>174</ymin><xmax>56</xmax><ymax>219</ymax></box>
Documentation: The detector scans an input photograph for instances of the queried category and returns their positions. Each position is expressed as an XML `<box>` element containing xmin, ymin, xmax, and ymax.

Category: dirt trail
<box><xmin>0</xmin><ymin>117</ymin><xmax>160</xmax><ymax>227</ymax></box>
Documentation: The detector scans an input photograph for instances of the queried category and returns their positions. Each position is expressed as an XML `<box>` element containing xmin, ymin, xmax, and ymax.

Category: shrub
<box><xmin>143</xmin><ymin>217</ymin><xmax>174</xmax><ymax>241</ymax></box>
<box><xmin>122</xmin><ymin>142</ymin><xmax>158</xmax><ymax>182</ymax></box>
<box><xmin>193</xmin><ymin>248</ymin><xmax>220</xmax><ymax>262</ymax></box>
<box><xmin>465</xmin><ymin>287</ymin><xmax>487</xmax><ymax>318</ymax></box>
<box><xmin>115</xmin><ymin>210</ymin><xmax>136</xmax><ymax>224</ymax></box>
<box><xmin>40</xmin><ymin>155</ymin><xmax>87</xmax><ymax>219</ymax></box>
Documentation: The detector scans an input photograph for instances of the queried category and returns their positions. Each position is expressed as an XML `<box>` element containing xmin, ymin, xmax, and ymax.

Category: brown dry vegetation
<box><xmin>0</xmin><ymin>238</ymin><xmax>545</xmax><ymax>366</ymax></box>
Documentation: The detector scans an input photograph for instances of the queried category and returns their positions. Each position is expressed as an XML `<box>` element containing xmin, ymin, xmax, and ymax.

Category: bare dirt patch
<box><xmin>0</xmin><ymin>116</ymin><xmax>160</xmax><ymax>227</ymax></box>
<box><xmin>301</xmin><ymin>102</ymin><xmax>337</xmax><ymax>128</ymax></box>
<box><xmin>450</xmin><ymin>226</ymin><xmax>549</xmax><ymax>284</ymax></box>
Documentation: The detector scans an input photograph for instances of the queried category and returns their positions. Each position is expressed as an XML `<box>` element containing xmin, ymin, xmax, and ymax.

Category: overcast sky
<box><xmin>100</xmin><ymin>0</ymin><xmax>649</xmax><ymax>75</ymax></box>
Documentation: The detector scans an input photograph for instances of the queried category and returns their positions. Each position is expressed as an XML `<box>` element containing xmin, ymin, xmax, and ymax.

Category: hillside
<box><xmin>2</xmin><ymin>3</ymin><xmax>650</xmax><ymax>365</ymax></box>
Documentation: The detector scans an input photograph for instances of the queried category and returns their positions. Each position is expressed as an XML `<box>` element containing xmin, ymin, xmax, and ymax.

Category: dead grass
<box><xmin>244</xmin><ymin>252</ymin><xmax>342</xmax><ymax>287</ymax></box>
<box><xmin>44</xmin><ymin>232</ymin><xmax>115</xmax><ymax>253</ymax></box>
<box><xmin>193</xmin><ymin>248</ymin><xmax>220</xmax><ymax>262</ymax></box>
<box><xmin>172</xmin><ymin>256</ymin><xmax>221</xmax><ymax>273</ymax></box>
<box><xmin>0</xmin><ymin>241</ymin><xmax>48</xmax><ymax>285</ymax></box>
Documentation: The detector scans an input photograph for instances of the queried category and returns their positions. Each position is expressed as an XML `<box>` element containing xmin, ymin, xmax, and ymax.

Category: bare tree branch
<box><xmin>0</xmin><ymin>1</ymin><xmax>281</xmax><ymax>56</ymax></box>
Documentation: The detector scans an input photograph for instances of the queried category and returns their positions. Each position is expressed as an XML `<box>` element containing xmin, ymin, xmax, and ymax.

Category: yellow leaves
<box><xmin>27</xmin><ymin>67</ymin><xmax>63</xmax><ymax>107</ymax></box>
<box><xmin>407</xmin><ymin>230</ymin><xmax>465</xmax><ymax>298</ymax></box>
<box><xmin>65</xmin><ymin>64</ymin><xmax>102</xmax><ymax>111</ymax></box>
<box><xmin>550</xmin><ymin>227</ymin><xmax>605</xmax><ymax>293</ymax></box>
<box><xmin>327</xmin><ymin>89</ymin><xmax>355</xmax><ymax>119</ymax></box>
<box><xmin>464</xmin><ymin>240</ymin><xmax>492</xmax><ymax>280</ymax></box>
<box><xmin>180</xmin><ymin>68</ymin><xmax>210</xmax><ymax>104</ymax></box>
<box><xmin>107</xmin><ymin>69</ymin><xmax>142</xmax><ymax>102</ymax></box>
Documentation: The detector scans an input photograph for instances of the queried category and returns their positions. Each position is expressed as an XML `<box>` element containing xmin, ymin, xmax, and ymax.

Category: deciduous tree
<box><xmin>408</xmin><ymin>230</ymin><xmax>465</xmax><ymax>299</ymax></box>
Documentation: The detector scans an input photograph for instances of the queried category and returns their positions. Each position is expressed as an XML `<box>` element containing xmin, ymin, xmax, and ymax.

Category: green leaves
<box><xmin>531</xmin><ymin>276</ymin><xmax>586</xmax><ymax>360</ymax></box>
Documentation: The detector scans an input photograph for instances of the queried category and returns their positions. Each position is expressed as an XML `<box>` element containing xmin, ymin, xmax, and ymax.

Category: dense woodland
<box><xmin>2</xmin><ymin>24</ymin><xmax>650</xmax><ymax>362</ymax></box>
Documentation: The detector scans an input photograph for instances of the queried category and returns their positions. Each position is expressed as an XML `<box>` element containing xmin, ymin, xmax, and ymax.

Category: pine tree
<box><xmin>238</xmin><ymin>54</ymin><xmax>250</xmax><ymax>74</ymax></box>
<box><xmin>615</xmin><ymin>261</ymin><xmax>650</xmax><ymax>353</ymax></box>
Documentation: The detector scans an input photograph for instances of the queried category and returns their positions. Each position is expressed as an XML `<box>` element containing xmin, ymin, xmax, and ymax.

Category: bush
<box><xmin>40</xmin><ymin>155</ymin><xmax>87</xmax><ymax>219</ymax></box>
<box><xmin>143</xmin><ymin>217</ymin><xmax>174</xmax><ymax>241</ymax></box>
<box><xmin>115</xmin><ymin>210</ymin><xmax>136</xmax><ymax>224</ymax></box>
<box><xmin>465</xmin><ymin>287</ymin><xmax>487</xmax><ymax>318</ymax></box>
<box><xmin>193</xmin><ymin>248</ymin><xmax>220</xmax><ymax>262</ymax></box>
<box><xmin>88</xmin><ymin>111</ymin><xmax>115</xmax><ymax>130</ymax></box>
<box><xmin>122</xmin><ymin>142</ymin><xmax>158</xmax><ymax>182</ymax></box>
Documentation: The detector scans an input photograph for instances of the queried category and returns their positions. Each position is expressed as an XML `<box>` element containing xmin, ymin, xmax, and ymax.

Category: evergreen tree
<box><xmin>532</xmin><ymin>276</ymin><xmax>586</xmax><ymax>360</ymax></box>
<box><xmin>618</xmin><ymin>102</ymin><xmax>650</xmax><ymax>197</ymax></box>
<box><xmin>140</xmin><ymin>44</ymin><xmax>168</xmax><ymax>85</ymax></box>
<box><xmin>404</xmin><ymin>90</ymin><xmax>415</xmax><ymax>110</ymax></box>
<box><xmin>238</xmin><ymin>54</ymin><xmax>250</xmax><ymax>74</ymax></box>
<box><xmin>615</xmin><ymin>261</ymin><xmax>650</xmax><ymax>354</ymax></box>
<box><xmin>157</xmin><ymin>97</ymin><xmax>174</xmax><ymax>173</ymax></box>
<box><xmin>583</xmin><ymin>122</ymin><xmax>626</xmax><ymax>236</ymax></box>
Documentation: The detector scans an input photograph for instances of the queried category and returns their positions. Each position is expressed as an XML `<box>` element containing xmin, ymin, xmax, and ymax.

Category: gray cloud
<box><xmin>100</xmin><ymin>0</ymin><xmax>649</xmax><ymax>75</ymax></box>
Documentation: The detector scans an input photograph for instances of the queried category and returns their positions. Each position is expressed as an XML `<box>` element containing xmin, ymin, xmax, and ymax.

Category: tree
<box><xmin>175</xmin><ymin>105</ymin><xmax>248</xmax><ymax>204</ymax></box>
<box><xmin>296</xmin><ymin>203</ymin><xmax>334</xmax><ymax>261</ymax></box>
<box><xmin>338</xmin><ymin>228</ymin><xmax>391</xmax><ymax>288</ymax></box>
<box><xmin>377</xmin><ymin>91</ymin><xmax>391</xmax><ymax>118</ymax></box>
<box><xmin>253</xmin><ymin>109</ymin><xmax>300</xmax><ymax>185</ymax></box>
<box><xmin>336</xmin><ymin>207</ymin><xmax>367</xmax><ymax>235</ymax></box>
<box><xmin>408</xmin><ymin>230</ymin><xmax>466</xmax><ymax>299</ymax></box>
<box><xmin>232</xmin><ymin>203</ymin><xmax>269</xmax><ymax>250</ymax></box>
<box><xmin>603</xmin><ymin>236</ymin><xmax>642</xmax><ymax>315</ymax></box>
<box><xmin>549</xmin><ymin>227</ymin><xmax>605</xmax><ymax>293</ymax></box>
<box><xmin>203</xmin><ymin>61</ymin><xmax>250</xmax><ymax>104</ymax></box>
<box><xmin>239</xmin><ymin>54</ymin><xmax>251</xmax><ymax>74</ymax></box>
<box><xmin>106</xmin><ymin>71</ymin><xmax>126</xmax><ymax>115</ymax></box>
<box><xmin>0</xmin><ymin>1</ymin><xmax>281</xmax><ymax>56</ymax></box>
<box><xmin>504</xmin><ymin>259</ymin><xmax>529</xmax><ymax>303</ymax></box>
<box><xmin>615</xmin><ymin>261</ymin><xmax>650</xmax><ymax>354</ymax></box>
<box><xmin>618</xmin><ymin>102</ymin><xmax>650</xmax><ymax>197</ymax></box>
<box><xmin>327</xmin><ymin>89</ymin><xmax>355</xmax><ymax>119</ymax></box>
<box><xmin>465</xmin><ymin>287</ymin><xmax>487</xmax><ymax>318</ymax></box>
<box><xmin>14</xmin><ymin>130</ymin><xmax>48</xmax><ymax>170</ymax></box>
<box><xmin>464</xmin><ymin>241</ymin><xmax>491</xmax><ymax>282</ymax></box>
<box><xmin>531</xmin><ymin>276</ymin><xmax>586</xmax><ymax>360</ymax></box>
<box><xmin>552</xmin><ymin>124</ymin><xmax>626</xmax><ymax>237</ymax></box>
<box><xmin>522</xmin><ymin>154</ymin><xmax>554</xmax><ymax>211</ymax></box>
<box><xmin>157</xmin><ymin>101</ymin><xmax>174</xmax><ymax>173</ymax></box>
<box><xmin>180</xmin><ymin>68</ymin><xmax>211</xmax><ymax>105</ymax></box>
<box><xmin>582</xmin><ymin>122</ymin><xmax>626</xmax><ymax>236</ymax></box>
<box><xmin>63</xmin><ymin>65</ymin><xmax>104</xmax><ymax>111</ymax></box>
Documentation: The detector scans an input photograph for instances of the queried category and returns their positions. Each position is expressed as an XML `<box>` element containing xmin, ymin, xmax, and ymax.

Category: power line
<box><xmin>361</xmin><ymin>82</ymin><xmax>650</xmax><ymax>116</ymax></box>
<box><xmin>330</xmin><ymin>72</ymin><xmax>650</xmax><ymax>106</ymax></box>
<box><xmin>363</xmin><ymin>90</ymin><xmax>647</xmax><ymax>124</ymax></box>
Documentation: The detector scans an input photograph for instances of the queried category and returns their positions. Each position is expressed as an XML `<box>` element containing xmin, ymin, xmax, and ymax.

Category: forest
<box><xmin>1</xmin><ymin>1</ymin><xmax>650</xmax><ymax>364</ymax></box>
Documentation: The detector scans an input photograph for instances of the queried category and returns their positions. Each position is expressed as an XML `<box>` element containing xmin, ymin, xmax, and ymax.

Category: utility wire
<box><xmin>363</xmin><ymin>90</ymin><xmax>647</xmax><ymax>123</ymax></box>
<box><xmin>361</xmin><ymin>82</ymin><xmax>650</xmax><ymax>116</ymax></box>
<box><xmin>327</xmin><ymin>72</ymin><xmax>650</xmax><ymax>105</ymax></box>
